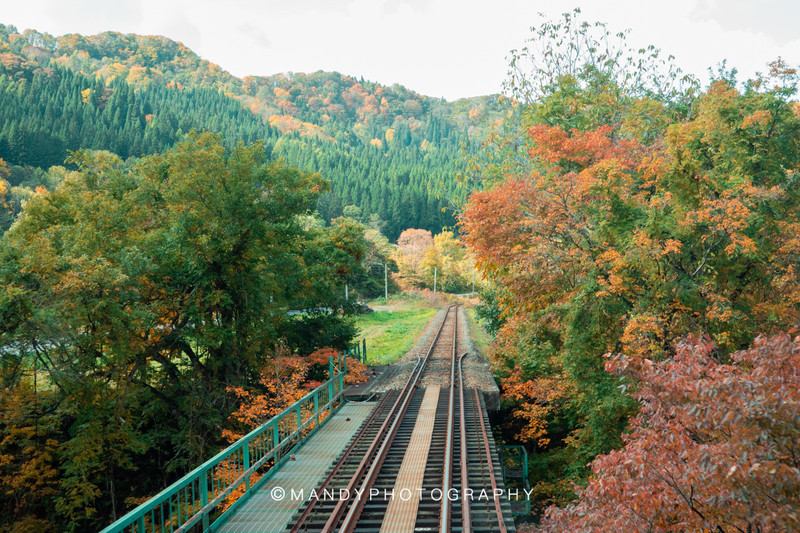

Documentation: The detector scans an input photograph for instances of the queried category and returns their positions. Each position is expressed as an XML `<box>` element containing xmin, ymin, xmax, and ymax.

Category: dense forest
<box><xmin>0</xmin><ymin>23</ymin><xmax>504</xmax><ymax>240</ymax></box>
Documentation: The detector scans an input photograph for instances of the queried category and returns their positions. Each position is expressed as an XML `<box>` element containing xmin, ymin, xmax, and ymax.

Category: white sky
<box><xmin>2</xmin><ymin>0</ymin><xmax>799</xmax><ymax>101</ymax></box>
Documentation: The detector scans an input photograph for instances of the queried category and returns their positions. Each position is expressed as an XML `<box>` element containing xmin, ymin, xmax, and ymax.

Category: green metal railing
<box><xmin>101</xmin><ymin>345</ymin><xmax>360</xmax><ymax>533</ymax></box>
<box><xmin>346</xmin><ymin>338</ymin><xmax>367</xmax><ymax>363</ymax></box>
<box><xmin>501</xmin><ymin>445</ymin><xmax>531</xmax><ymax>516</ymax></box>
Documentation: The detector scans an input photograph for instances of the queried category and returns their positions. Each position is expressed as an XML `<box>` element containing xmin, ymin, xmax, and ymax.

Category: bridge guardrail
<box><xmin>501</xmin><ymin>444</ymin><xmax>531</xmax><ymax>516</ymax></box>
<box><xmin>100</xmin><ymin>344</ymin><xmax>360</xmax><ymax>533</ymax></box>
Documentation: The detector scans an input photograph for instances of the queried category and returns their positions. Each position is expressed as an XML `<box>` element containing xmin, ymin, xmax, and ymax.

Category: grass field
<box><xmin>465</xmin><ymin>306</ymin><xmax>491</xmax><ymax>357</ymax></box>
<box><xmin>355</xmin><ymin>294</ymin><xmax>439</xmax><ymax>366</ymax></box>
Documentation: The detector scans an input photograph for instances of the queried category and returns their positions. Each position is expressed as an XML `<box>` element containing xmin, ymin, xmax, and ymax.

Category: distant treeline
<box><xmin>0</xmin><ymin>25</ymin><xmax>504</xmax><ymax>239</ymax></box>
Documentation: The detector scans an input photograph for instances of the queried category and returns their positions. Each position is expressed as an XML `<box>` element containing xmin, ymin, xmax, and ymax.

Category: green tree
<box><xmin>0</xmin><ymin>133</ymin><xmax>363</xmax><ymax>531</ymax></box>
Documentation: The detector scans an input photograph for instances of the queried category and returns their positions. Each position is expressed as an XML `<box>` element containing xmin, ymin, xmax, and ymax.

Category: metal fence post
<box><xmin>201</xmin><ymin>470</ymin><xmax>210</xmax><ymax>530</ymax></box>
<box><xmin>243</xmin><ymin>443</ymin><xmax>250</xmax><ymax>493</ymax></box>
<box><xmin>328</xmin><ymin>356</ymin><xmax>334</xmax><ymax>405</ymax></box>
<box><xmin>522</xmin><ymin>446</ymin><xmax>529</xmax><ymax>482</ymax></box>
<box><xmin>313</xmin><ymin>389</ymin><xmax>319</xmax><ymax>426</ymax></box>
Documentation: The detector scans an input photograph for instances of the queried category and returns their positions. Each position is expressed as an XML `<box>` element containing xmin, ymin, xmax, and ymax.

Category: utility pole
<box><xmin>384</xmin><ymin>262</ymin><xmax>388</xmax><ymax>300</ymax></box>
<box><xmin>472</xmin><ymin>269</ymin><xmax>475</xmax><ymax>296</ymax></box>
<box><xmin>345</xmin><ymin>282</ymin><xmax>349</xmax><ymax>301</ymax></box>
<box><xmin>433</xmin><ymin>267</ymin><xmax>437</xmax><ymax>294</ymax></box>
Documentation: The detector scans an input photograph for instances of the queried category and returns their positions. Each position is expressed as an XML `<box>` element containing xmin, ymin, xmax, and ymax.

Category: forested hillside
<box><xmin>0</xmin><ymin>24</ymin><xmax>503</xmax><ymax>239</ymax></box>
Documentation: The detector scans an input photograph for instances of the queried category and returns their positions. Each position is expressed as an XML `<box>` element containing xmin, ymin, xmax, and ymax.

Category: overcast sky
<box><xmin>2</xmin><ymin>0</ymin><xmax>798</xmax><ymax>101</ymax></box>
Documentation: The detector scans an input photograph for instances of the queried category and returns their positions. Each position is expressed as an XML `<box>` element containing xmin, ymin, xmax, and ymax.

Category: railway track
<box><xmin>286</xmin><ymin>306</ymin><xmax>514</xmax><ymax>533</ymax></box>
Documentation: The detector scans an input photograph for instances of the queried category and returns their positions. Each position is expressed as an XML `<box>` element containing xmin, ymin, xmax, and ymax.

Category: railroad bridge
<box><xmin>101</xmin><ymin>306</ymin><xmax>526</xmax><ymax>533</ymax></box>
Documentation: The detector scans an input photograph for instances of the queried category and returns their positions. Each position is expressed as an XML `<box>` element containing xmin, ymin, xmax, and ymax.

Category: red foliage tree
<box><xmin>532</xmin><ymin>333</ymin><xmax>800</xmax><ymax>532</ymax></box>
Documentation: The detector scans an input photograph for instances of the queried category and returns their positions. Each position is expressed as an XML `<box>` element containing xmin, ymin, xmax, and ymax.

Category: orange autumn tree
<box><xmin>462</xmin><ymin>14</ymin><xmax>800</xmax><ymax>511</ymax></box>
<box><xmin>219</xmin><ymin>346</ymin><xmax>367</xmax><ymax>514</ymax></box>
<box><xmin>0</xmin><ymin>376</ymin><xmax>61</xmax><ymax>533</ymax></box>
<box><xmin>462</xmin><ymin>119</ymin><xmax>652</xmax><ymax>472</ymax></box>
<box><xmin>223</xmin><ymin>354</ymin><xmax>309</xmax><ymax>443</ymax></box>
<box><xmin>224</xmin><ymin>347</ymin><xmax>368</xmax><ymax>442</ymax></box>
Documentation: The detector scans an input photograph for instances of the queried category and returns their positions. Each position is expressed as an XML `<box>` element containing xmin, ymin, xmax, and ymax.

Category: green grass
<box><xmin>355</xmin><ymin>294</ymin><xmax>438</xmax><ymax>366</ymax></box>
<box><xmin>465</xmin><ymin>306</ymin><xmax>492</xmax><ymax>356</ymax></box>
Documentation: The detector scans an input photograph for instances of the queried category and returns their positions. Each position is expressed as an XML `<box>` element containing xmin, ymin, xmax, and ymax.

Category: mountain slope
<box><xmin>0</xmin><ymin>25</ymin><xmax>504</xmax><ymax>239</ymax></box>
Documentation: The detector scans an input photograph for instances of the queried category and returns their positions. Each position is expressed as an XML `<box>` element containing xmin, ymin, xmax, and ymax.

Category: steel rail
<box><xmin>474</xmin><ymin>388</ymin><xmax>507</xmax><ymax>533</ymax></box>
<box><xmin>439</xmin><ymin>306</ymin><xmax>459</xmax><ymax>532</ymax></box>
<box><xmin>333</xmin><ymin>305</ymin><xmax>457</xmax><ymax>533</ymax></box>
<box><xmin>289</xmin><ymin>351</ymin><xmax>423</xmax><ymax>532</ymax></box>
<box><xmin>458</xmin><ymin>351</ymin><xmax>472</xmax><ymax>533</ymax></box>
<box><xmin>287</xmin><ymin>390</ymin><xmax>395</xmax><ymax>533</ymax></box>
<box><xmin>318</xmin><ymin>358</ymin><xmax>420</xmax><ymax>532</ymax></box>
